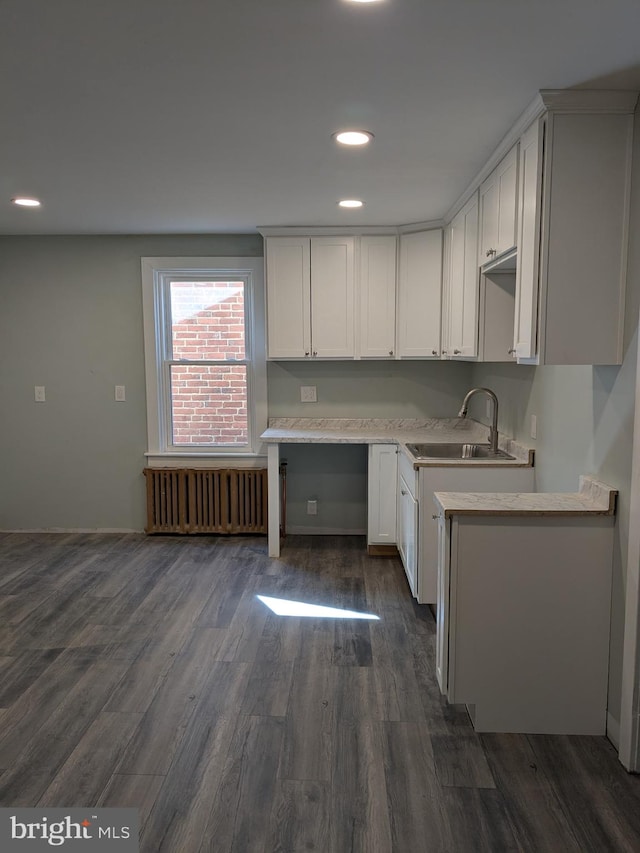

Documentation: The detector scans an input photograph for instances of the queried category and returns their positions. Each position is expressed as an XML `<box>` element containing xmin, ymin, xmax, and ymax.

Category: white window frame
<box><xmin>142</xmin><ymin>257</ymin><xmax>267</xmax><ymax>464</ymax></box>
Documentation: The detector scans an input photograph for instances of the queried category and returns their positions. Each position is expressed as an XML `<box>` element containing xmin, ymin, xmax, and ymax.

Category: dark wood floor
<box><xmin>0</xmin><ymin>532</ymin><xmax>639</xmax><ymax>852</ymax></box>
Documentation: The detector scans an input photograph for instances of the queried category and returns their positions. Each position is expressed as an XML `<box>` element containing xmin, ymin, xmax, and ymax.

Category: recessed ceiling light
<box><xmin>333</xmin><ymin>130</ymin><xmax>374</xmax><ymax>146</ymax></box>
<box><xmin>338</xmin><ymin>199</ymin><xmax>364</xmax><ymax>209</ymax></box>
<box><xmin>12</xmin><ymin>197</ymin><xmax>41</xmax><ymax>207</ymax></box>
<box><xmin>346</xmin><ymin>0</ymin><xmax>384</xmax><ymax>4</ymax></box>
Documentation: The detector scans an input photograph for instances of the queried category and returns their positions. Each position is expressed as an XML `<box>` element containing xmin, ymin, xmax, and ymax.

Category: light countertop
<box><xmin>261</xmin><ymin>418</ymin><xmax>534</xmax><ymax>468</ymax></box>
<box><xmin>434</xmin><ymin>475</ymin><xmax>617</xmax><ymax>518</ymax></box>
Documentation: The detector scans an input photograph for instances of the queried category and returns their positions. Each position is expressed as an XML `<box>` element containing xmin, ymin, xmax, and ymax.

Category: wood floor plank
<box><xmin>479</xmin><ymin>733</ymin><xmax>584</xmax><ymax>852</ymax></box>
<box><xmin>0</xmin><ymin>650</ymin><xmax>96</xmax><ymax>768</ymax></box>
<box><xmin>266</xmin><ymin>780</ymin><xmax>330</xmax><ymax>853</ymax></box>
<box><xmin>431</xmin><ymin>733</ymin><xmax>496</xmax><ymax>789</ymax></box>
<box><xmin>98</xmin><ymin>773</ymin><xmax>166</xmax><ymax>834</ymax></box>
<box><xmin>0</xmin><ymin>658</ymin><xmax>130</xmax><ymax>805</ymax></box>
<box><xmin>280</xmin><ymin>662</ymin><xmax>334</xmax><ymax>783</ymax></box>
<box><xmin>198</xmin><ymin>715</ymin><xmax>285</xmax><ymax>853</ymax></box>
<box><xmin>526</xmin><ymin>734</ymin><xmax>640</xmax><ymax>852</ymax></box>
<box><xmin>330</xmin><ymin>720</ymin><xmax>393</xmax><ymax>853</ymax></box>
<box><xmin>38</xmin><ymin>710</ymin><xmax>143</xmax><ymax>806</ymax></box>
<box><xmin>240</xmin><ymin>659</ymin><xmax>295</xmax><ymax>718</ymax></box>
<box><xmin>0</xmin><ymin>647</ymin><xmax>65</xmax><ymax>709</ymax></box>
<box><xmin>380</xmin><ymin>720</ymin><xmax>449</xmax><ymax>852</ymax></box>
<box><xmin>440</xmin><ymin>786</ymin><xmax>521</xmax><ymax>852</ymax></box>
<box><xmin>140</xmin><ymin>713</ymin><xmax>239</xmax><ymax>853</ymax></box>
<box><xmin>116</xmin><ymin>628</ymin><xmax>228</xmax><ymax>776</ymax></box>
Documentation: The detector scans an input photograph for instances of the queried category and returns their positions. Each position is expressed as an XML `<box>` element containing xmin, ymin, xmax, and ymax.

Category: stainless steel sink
<box><xmin>406</xmin><ymin>442</ymin><xmax>515</xmax><ymax>461</ymax></box>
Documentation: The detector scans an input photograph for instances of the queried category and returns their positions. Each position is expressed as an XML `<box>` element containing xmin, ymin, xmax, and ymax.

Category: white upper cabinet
<box><xmin>514</xmin><ymin>91</ymin><xmax>636</xmax><ymax>365</ymax></box>
<box><xmin>266</xmin><ymin>237</ymin><xmax>311</xmax><ymax>359</ymax></box>
<box><xmin>265</xmin><ymin>235</ymin><xmax>354</xmax><ymax>358</ymax></box>
<box><xmin>359</xmin><ymin>236</ymin><xmax>397</xmax><ymax>358</ymax></box>
<box><xmin>310</xmin><ymin>237</ymin><xmax>355</xmax><ymax>357</ymax></box>
<box><xmin>443</xmin><ymin>193</ymin><xmax>479</xmax><ymax>358</ymax></box>
<box><xmin>479</xmin><ymin>143</ymin><xmax>519</xmax><ymax>266</ymax></box>
<box><xmin>397</xmin><ymin>229</ymin><xmax>443</xmax><ymax>358</ymax></box>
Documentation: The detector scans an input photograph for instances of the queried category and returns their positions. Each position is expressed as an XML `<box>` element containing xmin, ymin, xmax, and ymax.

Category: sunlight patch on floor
<box><xmin>256</xmin><ymin>595</ymin><xmax>380</xmax><ymax>620</ymax></box>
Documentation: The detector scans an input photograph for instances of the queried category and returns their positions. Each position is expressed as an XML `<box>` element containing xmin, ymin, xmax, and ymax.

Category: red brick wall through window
<box><xmin>169</xmin><ymin>282</ymin><xmax>248</xmax><ymax>445</ymax></box>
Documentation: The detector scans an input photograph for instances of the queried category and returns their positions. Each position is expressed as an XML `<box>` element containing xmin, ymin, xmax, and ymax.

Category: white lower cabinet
<box><xmin>436</xmin><ymin>511</ymin><xmax>615</xmax><ymax>734</ymax></box>
<box><xmin>397</xmin><ymin>472</ymin><xmax>418</xmax><ymax>596</ymax></box>
<box><xmin>417</xmin><ymin>464</ymin><xmax>534</xmax><ymax>604</ymax></box>
<box><xmin>367</xmin><ymin>444</ymin><xmax>398</xmax><ymax>546</ymax></box>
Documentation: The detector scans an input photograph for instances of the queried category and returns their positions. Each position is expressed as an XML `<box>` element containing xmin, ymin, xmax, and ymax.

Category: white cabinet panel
<box><xmin>444</xmin><ymin>194</ymin><xmax>479</xmax><ymax>358</ymax></box>
<box><xmin>310</xmin><ymin>237</ymin><xmax>355</xmax><ymax>357</ymax></box>
<box><xmin>515</xmin><ymin>103</ymin><xmax>634</xmax><ymax>365</ymax></box>
<box><xmin>397</xmin><ymin>229</ymin><xmax>443</xmax><ymax>358</ymax></box>
<box><xmin>397</xmin><ymin>473</ymin><xmax>418</xmax><ymax>596</ymax></box>
<box><xmin>266</xmin><ymin>237</ymin><xmax>311</xmax><ymax>358</ymax></box>
<box><xmin>359</xmin><ymin>236</ymin><xmax>397</xmax><ymax>358</ymax></box>
<box><xmin>479</xmin><ymin>143</ymin><xmax>518</xmax><ymax>265</ymax></box>
<box><xmin>367</xmin><ymin>444</ymin><xmax>398</xmax><ymax>544</ymax></box>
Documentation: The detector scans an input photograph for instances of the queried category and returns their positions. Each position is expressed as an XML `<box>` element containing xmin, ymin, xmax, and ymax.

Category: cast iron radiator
<box><xmin>143</xmin><ymin>468</ymin><xmax>268</xmax><ymax>534</ymax></box>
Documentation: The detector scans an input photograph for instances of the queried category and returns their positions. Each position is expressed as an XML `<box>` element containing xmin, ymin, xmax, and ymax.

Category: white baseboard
<box><xmin>0</xmin><ymin>528</ymin><xmax>142</xmax><ymax>534</ymax></box>
<box><xmin>285</xmin><ymin>526</ymin><xmax>367</xmax><ymax>536</ymax></box>
<box><xmin>607</xmin><ymin>711</ymin><xmax>621</xmax><ymax>748</ymax></box>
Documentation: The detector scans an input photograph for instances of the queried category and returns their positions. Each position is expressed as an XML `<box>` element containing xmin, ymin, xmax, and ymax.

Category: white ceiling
<box><xmin>2</xmin><ymin>0</ymin><xmax>640</xmax><ymax>235</ymax></box>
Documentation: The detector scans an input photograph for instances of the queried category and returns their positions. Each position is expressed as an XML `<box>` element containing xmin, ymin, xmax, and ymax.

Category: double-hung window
<box><xmin>142</xmin><ymin>257</ymin><xmax>267</xmax><ymax>459</ymax></box>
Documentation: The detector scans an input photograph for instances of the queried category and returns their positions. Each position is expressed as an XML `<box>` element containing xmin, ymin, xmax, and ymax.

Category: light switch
<box><xmin>300</xmin><ymin>385</ymin><xmax>317</xmax><ymax>403</ymax></box>
<box><xmin>115</xmin><ymin>385</ymin><xmax>126</xmax><ymax>402</ymax></box>
<box><xmin>34</xmin><ymin>386</ymin><xmax>45</xmax><ymax>402</ymax></box>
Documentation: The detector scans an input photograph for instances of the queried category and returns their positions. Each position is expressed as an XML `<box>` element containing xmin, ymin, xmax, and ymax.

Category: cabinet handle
<box><xmin>442</xmin><ymin>349</ymin><xmax>447</xmax><ymax>354</ymax></box>
<box><xmin>508</xmin><ymin>348</ymin><xmax>516</xmax><ymax>354</ymax></box>
<box><xmin>453</xmin><ymin>349</ymin><xmax>461</xmax><ymax>354</ymax></box>
<box><xmin>401</xmin><ymin>490</ymin><xmax>407</xmax><ymax>496</ymax></box>
<box><xmin>432</xmin><ymin>514</ymin><xmax>439</xmax><ymax>520</ymax></box>
<box><xmin>486</xmin><ymin>248</ymin><xmax>497</xmax><ymax>257</ymax></box>
<box><xmin>432</xmin><ymin>349</ymin><xmax>438</xmax><ymax>356</ymax></box>
<box><xmin>313</xmin><ymin>351</ymin><xmax>318</xmax><ymax>357</ymax></box>
<box><xmin>389</xmin><ymin>350</ymin><xmax>394</xmax><ymax>356</ymax></box>
<box><xmin>305</xmin><ymin>351</ymin><xmax>310</xmax><ymax>356</ymax></box>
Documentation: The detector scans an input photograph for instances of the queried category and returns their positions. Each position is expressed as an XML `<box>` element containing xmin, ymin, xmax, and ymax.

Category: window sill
<box><xmin>145</xmin><ymin>451</ymin><xmax>267</xmax><ymax>468</ymax></box>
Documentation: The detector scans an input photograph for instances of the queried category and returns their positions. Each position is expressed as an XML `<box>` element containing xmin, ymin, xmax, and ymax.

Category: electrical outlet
<box><xmin>34</xmin><ymin>386</ymin><xmax>46</xmax><ymax>402</ymax></box>
<box><xmin>115</xmin><ymin>385</ymin><xmax>126</xmax><ymax>401</ymax></box>
<box><xmin>300</xmin><ymin>385</ymin><xmax>317</xmax><ymax>403</ymax></box>
<box><xmin>306</xmin><ymin>499</ymin><xmax>318</xmax><ymax>515</ymax></box>
<box><xmin>530</xmin><ymin>414</ymin><xmax>537</xmax><ymax>440</ymax></box>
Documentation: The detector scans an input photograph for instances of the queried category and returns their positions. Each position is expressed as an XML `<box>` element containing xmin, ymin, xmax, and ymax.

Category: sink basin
<box><xmin>406</xmin><ymin>442</ymin><xmax>515</xmax><ymax>461</ymax></box>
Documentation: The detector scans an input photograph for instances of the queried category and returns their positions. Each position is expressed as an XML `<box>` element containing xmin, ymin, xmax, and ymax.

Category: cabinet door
<box><xmin>310</xmin><ymin>237</ymin><xmax>355</xmax><ymax>357</ymax></box>
<box><xmin>359</xmin><ymin>236</ymin><xmax>397</xmax><ymax>358</ymax></box>
<box><xmin>479</xmin><ymin>144</ymin><xmax>518</xmax><ymax>263</ymax></box>
<box><xmin>367</xmin><ymin>444</ymin><xmax>398</xmax><ymax>544</ymax></box>
<box><xmin>397</xmin><ymin>474</ymin><xmax>418</xmax><ymax>597</ymax></box>
<box><xmin>435</xmin><ymin>514</ymin><xmax>450</xmax><ymax>695</ymax></box>
<box><xmin>397</xmin><ymin>230</ymin><xmax>443</xmax><ymax>357</ymax></box>
<box><xmin>266</xmin><ymin>237</ymin><xmax>311</xmax><ymax>358</ymax></box>
<box><xmin>513</xmin><ymin>119</ymin><xmax>544</xmax><ymax>361</ymax></box>
<box><xmin>446</xmin><ymin>193</ymin><xmax>479</xmax><ymax>358</ymax></box>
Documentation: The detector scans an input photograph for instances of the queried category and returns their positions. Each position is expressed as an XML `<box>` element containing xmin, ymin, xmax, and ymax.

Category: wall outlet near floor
<box><xmin>34</xmin><ymin>385</ymin><xmax>46</xmax><ymax>402</ymax></box>
<box><xmin>306</xmin><ymin>499</ymin><xmax>318</xmax><ymax>515</ymax></box>
<box><xmin>300</xmin><ymin>385</ymin><xmax>317</xmax><ymax>403</ymax></box>
<box><xmin>530</xmin><ymin>414</ymin><xmax>537</xmax><ymax>440</ymax></box>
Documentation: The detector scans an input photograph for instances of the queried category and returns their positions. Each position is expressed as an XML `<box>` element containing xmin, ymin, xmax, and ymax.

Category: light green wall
<box><xmin>470</xmin><ymin>106</ymin><xmax>640</xmax><ymax>731</ymax></box>
<box><xmin>0</xmin><ymin>235</ymin><xmax>262</xmax><ymax>531</ymax></box>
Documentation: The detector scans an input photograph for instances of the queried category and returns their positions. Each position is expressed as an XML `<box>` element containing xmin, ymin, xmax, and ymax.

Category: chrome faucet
<box><xmin>458</xmin><ymin>387</ymin><xmax>500</xmax><ymax>455</ymax></box>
